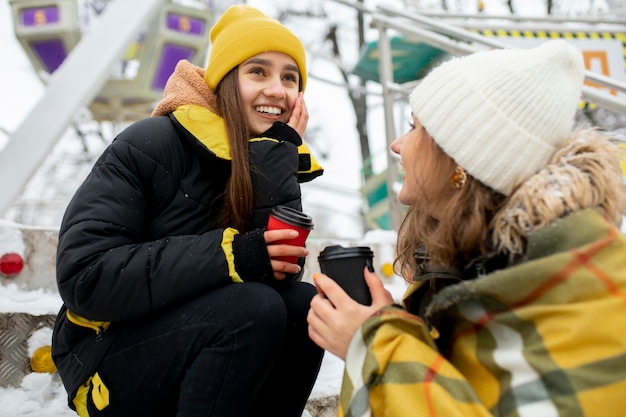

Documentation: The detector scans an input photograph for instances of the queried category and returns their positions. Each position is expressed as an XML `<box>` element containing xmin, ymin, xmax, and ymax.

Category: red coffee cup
<box><xmin>267</xmin><ymin>205</ymin><xmax>314</xmax><ymax>263</ymax></box>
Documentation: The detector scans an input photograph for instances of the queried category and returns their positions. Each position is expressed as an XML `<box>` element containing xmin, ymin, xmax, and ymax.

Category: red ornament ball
<box><xmin>0</xmin><ymin>252</ymin><xmax>24</xmax><ymax>277</ymax></box>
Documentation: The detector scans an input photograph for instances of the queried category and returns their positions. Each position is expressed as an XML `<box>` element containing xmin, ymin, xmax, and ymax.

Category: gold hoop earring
<box><xmin>451</xmin><ymin>166</ymin><xmax>467</xmax><ymax>189</ymax></box>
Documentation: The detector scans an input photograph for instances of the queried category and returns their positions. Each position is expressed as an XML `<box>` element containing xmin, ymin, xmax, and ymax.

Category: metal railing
<box><xmin>374</xmin><ymin>4</ymin><xmax>626</xmax><ymax>114</ymax></box>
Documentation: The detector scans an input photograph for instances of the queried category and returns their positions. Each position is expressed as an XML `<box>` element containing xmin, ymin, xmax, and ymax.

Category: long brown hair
<box><xmin>394</xmin><ymin>128</ymin><xmax>506</xmax><ymax>282</ymax></box>
<box><xmin>215</xmin><ymin>68</ymin><xmax>254</xmax><ymax>231</ymax></box>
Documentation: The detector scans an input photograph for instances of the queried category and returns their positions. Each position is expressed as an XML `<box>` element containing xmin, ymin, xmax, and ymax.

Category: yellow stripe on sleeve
<box><xmin>221</xmin><ymin>228</ymin><xmax>243</xmax><ymax>283</ymax></box>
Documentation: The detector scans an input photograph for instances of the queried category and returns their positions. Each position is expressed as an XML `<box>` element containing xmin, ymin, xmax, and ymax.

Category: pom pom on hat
<box><xmin>204</xmin><ymin>5</ymin><xmax>307</xmax><ymax>91</ymax></box>
<box><xmin>410</xmin><ymin>40</ymin><xmax>585</xmax><ymax>195</ymax></box>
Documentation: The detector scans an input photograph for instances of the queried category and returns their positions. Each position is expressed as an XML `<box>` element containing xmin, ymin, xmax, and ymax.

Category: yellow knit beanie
<box><xmin>204</xmin><ymin>5</ymin><xmax>307</xmax><ymax>91</ymax></box>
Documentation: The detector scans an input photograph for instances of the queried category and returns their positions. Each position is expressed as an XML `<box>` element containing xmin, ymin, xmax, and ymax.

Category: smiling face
<box><xmin>237</xmin><ymin>51</ymin><xmax>301</xmax><ymax>136</ymax></box>
<box><xmin>391</xmin><ymin>114</ymin><xmax>456</xmax><ymax>216</ymax></box>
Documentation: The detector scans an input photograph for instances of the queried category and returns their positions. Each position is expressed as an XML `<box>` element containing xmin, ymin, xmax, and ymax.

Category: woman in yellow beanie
<box><xmin>52</xmin><ymin>5</ymin><xmax>324</xmax><ymax>417</ymax></box>
<box><xmin>309</xmin><ymin>40</ymin><xmax>626</xmax><ymax>416</ymax></box>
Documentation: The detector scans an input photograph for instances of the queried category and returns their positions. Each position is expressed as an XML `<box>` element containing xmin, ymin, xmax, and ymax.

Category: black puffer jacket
<box><xmin>51</xmin><ymin>112</ymin><xmax>323</xmax><ymax>405</ymax></box>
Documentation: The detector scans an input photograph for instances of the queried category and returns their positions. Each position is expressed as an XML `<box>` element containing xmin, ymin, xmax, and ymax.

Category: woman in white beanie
<box><xmin>52</xmin><ymin>5</ymin><xmax>324</xmax><ymax>417</ymax></box>
<box><xmin>308</xmin><ymin>39</ymin><xmax>626</xmax><ymax>416</ymax></box>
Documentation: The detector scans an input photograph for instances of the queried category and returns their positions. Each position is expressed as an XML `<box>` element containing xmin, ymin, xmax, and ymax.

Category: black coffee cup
<box><xmin>318</xmin><ymin>245</ymin><xmax>374</xmax><ymax>305</ymax></box>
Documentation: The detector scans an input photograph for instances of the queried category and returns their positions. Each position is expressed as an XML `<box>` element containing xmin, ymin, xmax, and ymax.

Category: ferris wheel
<box><xmin>1</xmin><ymin>0</ymin><xmax>230</xmax><ymax>218</ymax></box>
<box><xmin>8</xmin><ymin>0</ymin><xmax>216</xmax><ymax>122</ymax></box>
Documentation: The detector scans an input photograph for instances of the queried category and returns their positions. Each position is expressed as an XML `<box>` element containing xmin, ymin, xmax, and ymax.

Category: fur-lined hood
<box><xmin>491</xmin><ymin>127</ymin><xmax>626</xmax><ymax>257</ymax></box>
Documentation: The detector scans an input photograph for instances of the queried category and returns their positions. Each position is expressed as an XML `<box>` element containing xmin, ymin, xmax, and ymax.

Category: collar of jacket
<box><xmin>172</xmin><ymin>104</ymin><xmax>324</xmax><ymax>181</ymax></box>
<box><xmin>427</xmin><ymin>208</ymin><xmax>615</xmax><ymax>316</ymax></box>
<box><xmin>410</xmin><ymin>246</ymin><xmax>508</xmax><ymax>283</ymax></box>
<box><xmin>173</xmin><ymin>104</ymin><xmax>231</xmax><ymax>160</ymax></box>
<box><xmin>402</xmin><ymin>246</ymin><xmax>507</xmax><ymax>325</ymax></box>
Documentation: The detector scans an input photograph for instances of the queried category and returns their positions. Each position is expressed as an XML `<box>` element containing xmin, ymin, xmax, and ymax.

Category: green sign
<box><xmin>352</xmin><ymin>36</ymin><xmax>448</xmax><ymax>84</ymax></box>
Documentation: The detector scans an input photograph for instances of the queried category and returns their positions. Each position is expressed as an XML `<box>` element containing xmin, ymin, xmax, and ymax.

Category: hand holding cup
<box><xmin>266</xmin><ymin>205</ymin><xmax>314</xmax><ymax>264</ymax></box>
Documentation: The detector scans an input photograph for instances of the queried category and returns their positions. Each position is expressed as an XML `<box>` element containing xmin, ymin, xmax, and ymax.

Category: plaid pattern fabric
<box><xmin>340</xmin><ymin>209</ymin><xmax>626</xmax><ymax>417</ymax></box>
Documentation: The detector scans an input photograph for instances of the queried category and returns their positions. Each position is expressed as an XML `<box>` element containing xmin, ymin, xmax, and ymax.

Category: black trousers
<box><xmin>85</xmin><ymin>281</ymin><xmax>324</xmax><ymax>417</ymax></box>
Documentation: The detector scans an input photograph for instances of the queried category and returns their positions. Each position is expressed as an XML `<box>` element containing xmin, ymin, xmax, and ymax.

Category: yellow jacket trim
<box><xmin>66</xmin><ymin>310</ymin><xmax>110</xmax><ymax>335</ymax></box>
<box><xmin>91</xmin><ymin>372</ymin><xmax>110</xmax><ymax>411</ymax></box>
<box><xmin>221</xmin><ymin>228</ymin><xmax>243</xmax><ymax>283</ymax></box>
<box><xmin>73</xmin><ymin>381</ymin><xmax>90</xmax><ymax>417</ymax></box>
<box><xmin>297</xmin><ymin>142</ymin><xmax>323</xmax><ymax>175</ymax></box>
<box><xmin>72</xmin><ymin>372</ymin><xmax>110</xmax><ymax>416</ymax></box>
<box><xmin>173</xmin><ymin>104</ymin><xmax>230</xmax><ymax>160</ymax></box>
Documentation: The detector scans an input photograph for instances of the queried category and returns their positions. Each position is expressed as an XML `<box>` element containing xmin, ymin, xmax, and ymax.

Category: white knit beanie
<box><xmin>409</xmin><ymin>40</ymin><xmax>585</xmax><ymax>195</ymax></box>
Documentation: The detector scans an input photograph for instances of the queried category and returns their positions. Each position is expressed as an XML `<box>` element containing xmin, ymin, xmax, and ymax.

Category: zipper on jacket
<box><xmin>66</xmin><ymin>310</ymin><xmax>110</xmax><ymax>342</ymax></box>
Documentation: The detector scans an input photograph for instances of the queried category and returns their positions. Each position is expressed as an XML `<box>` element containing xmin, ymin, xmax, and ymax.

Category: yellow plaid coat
<box><xmin>340</xmin><ymin>209</ymin><xmax>626</xmax><ymax>417</ymax></box>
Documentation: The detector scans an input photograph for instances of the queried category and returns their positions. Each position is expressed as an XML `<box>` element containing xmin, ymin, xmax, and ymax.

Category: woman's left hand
<box><xmin>307</xmin><ymin>268</ymin><xmax>394</xmax><ymax>360</ymax></box>
<box><xmin>263</xmin><ymin>229</ymin><xmax>309</xmax><ymax>280</ymax></box>
<box><xmin>288</xmin><ymin>92</ymin><xmax>308</xmax><ymax>138</ymax></box>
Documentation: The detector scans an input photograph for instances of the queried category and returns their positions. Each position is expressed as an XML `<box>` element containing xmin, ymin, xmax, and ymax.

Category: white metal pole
<box><xmin>375</xmin><ymin>24</ymin><xmax>405</xmax><ymax>232</ymax></box>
